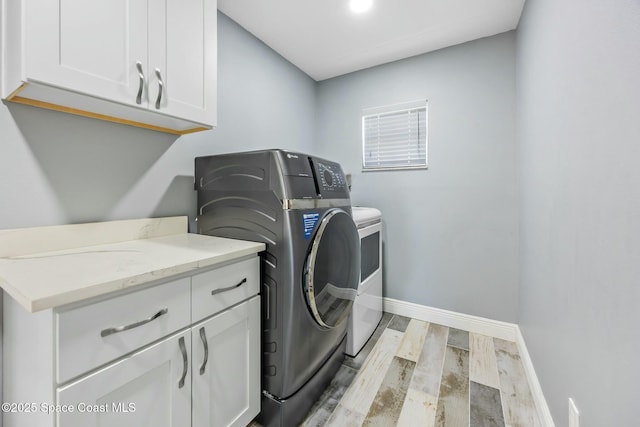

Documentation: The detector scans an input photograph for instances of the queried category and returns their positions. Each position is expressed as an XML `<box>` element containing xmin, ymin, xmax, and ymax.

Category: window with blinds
<box><xmin>362</xmin><ymin>100</ymin><xmax>428</xmax><ymax>170</ymax></box>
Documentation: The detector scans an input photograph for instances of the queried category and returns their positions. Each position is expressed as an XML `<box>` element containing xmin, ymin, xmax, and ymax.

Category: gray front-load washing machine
<box><xmin>194</xmin><ymin>149</ymin><xmax>360</xmax><ymax>427</ymax></box>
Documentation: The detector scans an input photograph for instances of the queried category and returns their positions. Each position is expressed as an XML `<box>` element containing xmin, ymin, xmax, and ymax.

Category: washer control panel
<box><xmin>319</xmin><ymin>162</ymin><xmax>344</xmax><ymax>190</ymax></box>
<box><xmin>311</xmin><ymin>158</ymin><xmax>349</xmax><ymax>198</ymax></box>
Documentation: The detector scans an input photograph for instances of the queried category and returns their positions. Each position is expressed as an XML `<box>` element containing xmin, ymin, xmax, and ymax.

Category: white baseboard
<box><xmin>515</xmin><ymin>326</ymin><xmax>556</xmax><ymax>427</ymax></box>
<box><xmin>382</xmin><ymin>297</ymin><xmax>555</xmax><ymax>427</ymax></box>
<box><xmin>383</xmin><ymin>297</ymin><xmax>518</xmax><ymax>341</ymax></box>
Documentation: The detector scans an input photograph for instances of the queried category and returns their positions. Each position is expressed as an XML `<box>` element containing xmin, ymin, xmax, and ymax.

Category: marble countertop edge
<box><xmin>0</xmin><ymin>231</ymin><xmax>265</xmax><ymax>313</ymax></box>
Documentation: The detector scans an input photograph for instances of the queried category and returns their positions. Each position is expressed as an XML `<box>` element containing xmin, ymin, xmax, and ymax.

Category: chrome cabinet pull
<box><xmin>154</xmin><ymin>68</ymin><xmax>164</xmax><ymax>109</ymax></box>
<box><xmin>211</xmin><ymin>278</ymin><xmax>247</xmax><ymax>296</ymax></box>
<box><xmin>178</xmin><ymin>336</ymin><xmax>188</xmax><ymax>389</ymax></box>
<box><xmin>100</xmin><ymin>308</ymin><xmax>168</xmax><ymax>338</ymax></box>
<box><xmin>135</xmin><ymin>61</ymin><xmax>145</xmax><ymax>105</ymax></box>
<box><xmin>199</xmin><ymin>327</ymin><xmax>208</xmax><ymax>375</ymax></box>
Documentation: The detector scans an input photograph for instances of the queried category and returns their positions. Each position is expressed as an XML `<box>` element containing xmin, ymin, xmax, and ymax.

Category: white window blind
<box><xmin>362</xmin><ymin>100</ymin><xmax>427</xmax><ymax>170</ymax></box>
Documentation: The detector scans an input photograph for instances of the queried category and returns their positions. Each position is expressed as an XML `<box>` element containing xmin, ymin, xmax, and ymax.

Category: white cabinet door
<box><xmin>57</xmin><ymin>331</ymin><xmax>191</xmax><ymax>427</ymax></box>
<box><xmin>4</xmin><ymin>0</ymin><xmax>217</xmax><ymax>132</ymax></box>
<box><xmin>192</xmin><ymin>296</ymin><xmax>260</xmax><ymax>427</ymax></box>
<box><xmin>26</xmin><ymin>0</ymin><xmax>148</xmax><ymax>108</ymax></box>
<box><xmin>148</xmin><ymin>0</ymin><xmax>217</xmax><ymax>125</ymax></box>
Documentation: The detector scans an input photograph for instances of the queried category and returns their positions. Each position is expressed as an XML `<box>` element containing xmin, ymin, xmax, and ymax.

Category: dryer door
<box><xmin>304</xmin><ymin>208</ymin><xmax>360</xmax><ymax>328</ymax></box>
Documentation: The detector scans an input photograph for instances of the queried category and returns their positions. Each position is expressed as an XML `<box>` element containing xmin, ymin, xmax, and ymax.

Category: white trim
<box><xmin>382</xmin><ymin>297</ymin><xmax>556</xmax><ymax>427</ymax></box>
<box><xmin>516</xmin><ymin>326</ymin><xmax>556</xmax><ymax>427</ymax></box>
<box><xmin>362</xmin><ymin>99</ymin><xmax>427</xmax><ymax>116</ymax></box>
<box><xmin>383</xmin><ymin>297</ymin><xmax>517</xmax><ymax>341</ymax></box>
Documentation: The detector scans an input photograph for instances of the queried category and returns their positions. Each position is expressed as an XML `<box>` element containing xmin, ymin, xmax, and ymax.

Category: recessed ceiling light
<box><xmin>350</xmin><ymin>0</ymin><xmax>372</xmax><ymax>13</ymax></box>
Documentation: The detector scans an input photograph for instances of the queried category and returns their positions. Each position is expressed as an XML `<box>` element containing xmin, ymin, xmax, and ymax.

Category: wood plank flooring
<box><xmin>300</xmin><ymin>313</ymin><xmax>542</xmax><ymax>427</ymax></box>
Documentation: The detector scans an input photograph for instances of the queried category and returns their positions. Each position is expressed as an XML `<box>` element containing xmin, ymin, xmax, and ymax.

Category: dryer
<box><xmin>347</xmin><ymin>207</ymin><xmax>384</xmax><ymax>356</ymax></box>
<box><xmin>194</xmin><ymin>150</ymin><xmax>360</xmax><ymax>427</ymax></box>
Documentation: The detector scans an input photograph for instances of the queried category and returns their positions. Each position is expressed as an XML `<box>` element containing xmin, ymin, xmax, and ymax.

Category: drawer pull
<box><xmin>211</xmin><ymin>278</ymin><xmax>247</xmax><ymax>296</ymax></box>
<box><xmin>154</xmin><ymin>68</ymin><xmax>164</xmax><ymax>109</ymax></box>
<box><xmin>100</xmin><ymin>308</ymin><xmax>168</xmax><ymax>338</ymax></box>
<box><xmin>135</xmin><ymin>61</ymin><xmax>145</xmax><ymax>105</ymax></box>
<box><xmin>199</xmin><ymin>327</ymin><xmax>208</xmax><ymax>375</ymax></box>
<box><xmin>178</xmin><ymin>336</ymin><xmax>188</xmax><ymax>389</ymax></box>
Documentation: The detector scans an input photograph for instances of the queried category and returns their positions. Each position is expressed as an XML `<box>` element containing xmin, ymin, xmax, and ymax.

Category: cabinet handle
<box><xmin>178</xmin><ymin>336</ymin><xmax>188</xmax><ymax>389</ymax></box>
<box><xmin>135</xmin><ymin>61</ymin><xmax>145</xmax><ymax>105</ymax></box>
<box><xmin>199</xmin><ymin>327</ymin><xmax>209</xmax><ymax>375</ymax></box>
<box><xmin>211</xmin><ymin>278</ymin><xmax>247</xmax><ymax>296</ymax></box>
<box><xmin>100</xmin><ymin>308</ymin><xmax>168</xmax><ymax>338</ymax></box>
<box><xmin>154</xmin><ymin>68</ymin><xmax>164</xmax><ymax>109</ymax></box>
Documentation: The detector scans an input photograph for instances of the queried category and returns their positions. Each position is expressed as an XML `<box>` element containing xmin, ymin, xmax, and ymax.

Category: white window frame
<box><xmin>361</xmin><ymin>99</ymin><xmax>428</xmax><ymax>171</ymax></box>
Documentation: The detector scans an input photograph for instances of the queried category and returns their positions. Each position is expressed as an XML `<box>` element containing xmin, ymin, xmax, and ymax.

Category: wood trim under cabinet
<box><xmin>6</xmin><ymin>82</ymin><xmax>28</xmax><ymax>100</ymax></box>
<box><xmin>6</xmin><ymin>95</ymin><xmax>209</xmax><ymax>135</ymax></box>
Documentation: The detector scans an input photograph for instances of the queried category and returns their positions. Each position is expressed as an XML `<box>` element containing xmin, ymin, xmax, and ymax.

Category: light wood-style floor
<box><xmin>300</xmin><ymin>313</ymin><xmax>542</xmax><ymax>427</ymax></box>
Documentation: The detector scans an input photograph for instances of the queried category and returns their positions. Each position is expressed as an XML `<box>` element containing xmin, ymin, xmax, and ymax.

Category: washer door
<box><xmin>304</xmin><ymin>209</ymin><xmax>360</xmax><ymax>328</ymax></box>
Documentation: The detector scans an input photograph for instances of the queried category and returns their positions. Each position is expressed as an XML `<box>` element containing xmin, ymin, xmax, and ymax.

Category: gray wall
<box><xmin>517</xmin><ymin>0</ymin><xmax>640</xmax><ymax>425</ymax></box>
<box><xmin>316</xmin><ymin>32</ymin><xmax>519</xmax><ymax>322</ymax></box>
<box><xmin>0</xmin><ymin>12</ymin><xmax>316</xmax><ymax>230</ymax></box>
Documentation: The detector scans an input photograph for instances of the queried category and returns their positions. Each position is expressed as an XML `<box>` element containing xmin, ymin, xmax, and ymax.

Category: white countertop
<box><xmin>0</xmin><ymin>217</ymin><xmax>265</xmax><ymax>312</ymax></box>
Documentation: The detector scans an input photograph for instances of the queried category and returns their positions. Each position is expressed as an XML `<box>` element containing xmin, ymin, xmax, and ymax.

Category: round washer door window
<box><xmin>304</xmin><ymin>209</ymin><xmax>360</xmax><ymax>328</ymax></box>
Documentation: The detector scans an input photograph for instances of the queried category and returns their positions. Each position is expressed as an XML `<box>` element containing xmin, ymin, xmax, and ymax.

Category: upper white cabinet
<box><xmin>0</xmin><ymin>0</ymin><xmax>217</xmax><ymax>134</ymax></box>
<box><xmin>24</xmin><ymin>0</ymin><xmax>148</xmax><ymax>110</ymax></box>
<box><xmin>154</xmin><ymin>0</ymin><xmax>216</xmax><ymax>124</ymax></box>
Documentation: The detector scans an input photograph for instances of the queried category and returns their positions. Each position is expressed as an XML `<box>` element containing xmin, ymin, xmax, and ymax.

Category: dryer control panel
<box><xmin>310</xmin><ymin>158</ymin><xmax>350</xmax><ymax>199</ymax></box>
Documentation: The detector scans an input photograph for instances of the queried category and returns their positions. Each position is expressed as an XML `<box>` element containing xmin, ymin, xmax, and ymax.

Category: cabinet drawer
<box><xmin>56</xmin><ymin>278</ymin><xmax>191</xmax><ymax>384</ymax></box>
<box><xmin>191</xmin><ymin>257</ymin><xmax>260</xmax><ymax>323</ymax></box>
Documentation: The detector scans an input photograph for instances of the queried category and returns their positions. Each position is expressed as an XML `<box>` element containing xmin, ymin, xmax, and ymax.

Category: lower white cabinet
<box><xmin>55</xmin><ymin>296</ymin><xmax>260</xmax><ymax>427</ymax></box>
<box><xmin>1</xmin><ymin>255</ymin><xmax>261</xmax><ymax>427</ymax></box>
<box><xmin>192</xmin><ymin>297</ymin><xmax>260</xmax><ymax>427</ymax></box>
<box><xmin>57</xmin><ymin>331</ymin><xmax>192</xmax><ymax>427</ymax></box>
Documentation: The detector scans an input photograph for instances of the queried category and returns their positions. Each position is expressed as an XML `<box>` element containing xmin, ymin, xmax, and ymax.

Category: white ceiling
<box><xmin>218</xmin><ymin>0</ymin><xmax>526</xmax><ymax>81</ymax></box>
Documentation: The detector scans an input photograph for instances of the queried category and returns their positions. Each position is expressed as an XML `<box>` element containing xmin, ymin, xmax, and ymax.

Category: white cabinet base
<box><xmin>2</xmin><ymin>255</ymin><xmax>261</xmax><ymax>427</ymax></box>
<box><xmin>192</xmin><ymin>296</ymin><xmax>261</xmax><ymax>427</ymax></box>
